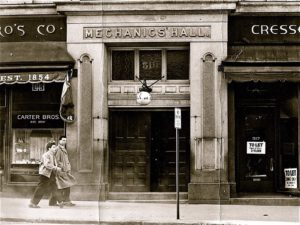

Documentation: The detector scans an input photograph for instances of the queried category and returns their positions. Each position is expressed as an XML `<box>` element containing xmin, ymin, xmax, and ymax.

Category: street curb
<box><xmin>0</xmin><ymin>218</ymin><xmax>241</xmax><ymax>225</ymax></box>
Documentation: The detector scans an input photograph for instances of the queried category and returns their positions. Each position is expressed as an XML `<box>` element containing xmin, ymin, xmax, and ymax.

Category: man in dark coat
<box><xmin>55</xmin><ymin>136</ymin><xmax>76</xmax><ymax>206</ymax></box>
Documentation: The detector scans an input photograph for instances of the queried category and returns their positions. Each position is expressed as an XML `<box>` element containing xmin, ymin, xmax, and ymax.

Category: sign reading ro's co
<box><xmin>0</xmin><ymin>16</ymin><xmax>66</xmax><ymax>42</ymax></box>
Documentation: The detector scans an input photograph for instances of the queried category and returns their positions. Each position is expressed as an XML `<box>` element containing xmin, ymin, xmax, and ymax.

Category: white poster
<box><xmin>284</xmin><ymin>168</ymin><xmax>297</xmax><ymax>189</ymax></box>
<box><xmin>247</xmin><ymin>141</ymin><xmax>266</xmax><ymax>154</ymax></box>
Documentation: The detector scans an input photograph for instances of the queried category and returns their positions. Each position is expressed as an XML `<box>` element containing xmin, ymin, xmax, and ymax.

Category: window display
<box><xmin>12</xmin><ymin>129</ymin><xmax>64</xmax><ymax>165</ymax></box>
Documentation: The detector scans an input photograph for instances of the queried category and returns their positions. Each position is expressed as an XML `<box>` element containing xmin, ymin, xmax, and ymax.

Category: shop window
<box><xmin>9</xmin><ymin>84</ymin><xmax>64</xmax><ymax>183</ymax></box>
<box><xmin>167</xmin><ymin>50</ymin><xmax>189</xmax><ymax>80</ymax></box>
<box><xmin>111</xmin><ymin>48</ymin><xmax>189</xmax><ymax>81</ymax></box>
<box><xmin>279</xmin><ymin>84</ymin><xmax>298</xmax><ymax>190</ymax></box>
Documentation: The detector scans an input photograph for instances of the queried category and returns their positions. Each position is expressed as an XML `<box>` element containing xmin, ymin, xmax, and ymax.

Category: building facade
<box><xmin>0</xmin><ymin>0</ymin><xmax>299</xmax><ymax>205</ymax></box>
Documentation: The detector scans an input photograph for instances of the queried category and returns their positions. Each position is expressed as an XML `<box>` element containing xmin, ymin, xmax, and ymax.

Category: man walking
<box><xmin>29</xmin><ymin>141</ymin><xmax>64</xmax><ymax>208</ymax></box>
<box><xmin>54</xmin><ymin>136</ymin><xmax>76</xmax><ymax>206</ymax></box>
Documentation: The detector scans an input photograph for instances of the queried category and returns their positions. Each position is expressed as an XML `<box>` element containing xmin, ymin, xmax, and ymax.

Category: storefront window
<box><xmin>9</xmin><ymin>83</ymin><xmax>64</xmax><ymax>183</ymax></box>
<box><xmin>279</xmin><ymin>84</ymin><xmax>298</xmax><ymax>190</ymax></box>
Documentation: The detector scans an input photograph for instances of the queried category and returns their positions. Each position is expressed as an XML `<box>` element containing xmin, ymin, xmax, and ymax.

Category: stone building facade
<box><xmin>0</xmin><ymin>0</ymin><xmax>299</xmax><ymax>205</ymax></box>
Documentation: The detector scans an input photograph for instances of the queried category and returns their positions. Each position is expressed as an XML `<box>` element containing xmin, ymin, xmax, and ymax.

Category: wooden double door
<box><xmin>109</xmin><ymin>110</ymin><xmax>190</xmax><ymax>192</ymax></box>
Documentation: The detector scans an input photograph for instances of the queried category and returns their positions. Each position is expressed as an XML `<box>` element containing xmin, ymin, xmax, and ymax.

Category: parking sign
<box><xmin>174</xmin><ymin>108</ymin><xmax>181</xmax><ymax>129</ymax></box>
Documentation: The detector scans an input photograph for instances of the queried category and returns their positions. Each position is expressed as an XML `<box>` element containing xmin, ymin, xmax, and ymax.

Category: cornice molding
<box><xmin>55</xmin><ymin>1</ymin><xmax>236</xmax><ymax>15</ymax></box>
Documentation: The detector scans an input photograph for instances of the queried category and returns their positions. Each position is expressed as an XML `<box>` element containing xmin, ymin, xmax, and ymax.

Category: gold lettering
<box><xmin>95</xmin><ymin>29</ymin><xmax>102</xmax><ymax>38</ymax></box>
<box><xmin>105</xmin><ymin>29</ymin><xmax>112</xmax><ymax>38</ymax></box>
<box><xmin>148</xmin><ymin>28</ymin><xmax>156</xmax><ymax>37</ymax></box>
<box><xmin>123</xmin><ymin>29</ymin><xmax>132</xmax><ymax>37</ymax></box>
<box><xmin>133</xmin><ymin>28</ymin><xmax>141</xmax><ymax>38</ymax></box>
<box><xmin>84</xmin><ymin>28</ymin><xmax>93</xmax><ymax>38</ymax></box>
<box><xmin>171</xmin><ymin>28</ymin><xmax>178</xmax><ymax>37</ymax></box>
<box><xmin>115</xmin><ymin>29</ymin><xmax>122</xmax><ymax>38</ymax></box>
<box><xmin>180</xmin><ymin>28</ymin><xmax>188</xmax><ymax>37</ymax></box>
<box><xmin>158</xmin><ymin>28</ymin><xmax>166</xmax><ymax>37</ymax></box>
<box><xmin>189</xmin><ymin>28</ymin><xmax>196</xmax><ymax>37</ymax></box>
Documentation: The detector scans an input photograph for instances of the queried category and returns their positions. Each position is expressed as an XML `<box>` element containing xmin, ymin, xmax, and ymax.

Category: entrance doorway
<box><xmin>236</xmin><ymin>106</ymin><xmax>277</xmax><ymax>192</ymax></box>
<box><xmin>109</xmin><ymin>110</ymin><xmax>190</xmax><ymax>192</ymax></box>
<box><xmin>235</xmin><ymin>82</ymin><xmax>299</xmax><ymax>193</ymax></box>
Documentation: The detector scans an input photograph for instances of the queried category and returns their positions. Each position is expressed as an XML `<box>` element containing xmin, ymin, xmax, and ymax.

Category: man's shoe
<box><xmin>63</xmin><ymin>201</ymin><xmax>75</xmax><ymax>206</ymax></box>
<box><xmin>29</xmin><ymin>203</ymin><xmax>40</xmax><ymax>208</ymax></box>
<box><xmin>58</xmin><ymin>202</ymin><xmax>64</xmax><ymax>208</ymax></box>
<box><xmin>49</xmin><ymin>203</ymin><xmax>59</xmax><ymax>206</ymax></box>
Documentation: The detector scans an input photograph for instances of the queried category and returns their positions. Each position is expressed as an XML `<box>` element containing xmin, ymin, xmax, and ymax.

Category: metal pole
<box><xmin>176</xmin><ymin>128</ymin><xmax>180</xmax><ymax>220</ymax></box>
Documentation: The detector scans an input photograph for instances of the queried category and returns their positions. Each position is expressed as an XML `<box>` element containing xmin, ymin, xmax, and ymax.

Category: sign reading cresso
<box><xmin>229</xmin><ymin>16</ymin><xmax>300</xmax><ymax>44</ymax></box>
<box><xmin>251</xmin><ymin>24</ymin><xmax>300</xmax><ymax>35</ymax></box>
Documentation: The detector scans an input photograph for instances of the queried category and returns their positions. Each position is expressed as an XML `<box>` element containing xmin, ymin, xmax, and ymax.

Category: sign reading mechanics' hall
<box><xmin>83</xmin><ymin>26</ymin><xmax>211</xmax><ymax>39</ymax></box>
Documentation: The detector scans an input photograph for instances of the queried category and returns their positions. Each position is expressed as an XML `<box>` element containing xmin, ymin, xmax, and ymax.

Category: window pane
<box><xmin>9</xmin><ymin>83</ymin><xmax>65</xmax><ymax>182</ymax></box>
<box><xmin>279</xmin><ymin>84</ymin><xmax>298</xmax><ymax>190</ymax></box>
<box><xmin>112</xmin><ymin>51</ymin><xmax>134</xmax><ymax>80</ymax></box>
<box><xmin>139</xmin><ymin>50</ymin><xmax>162</xmax><ymax>80</ymax></box>
<box><xmin>167</xmin><ymin>50</ymin><xmax>189</xmax><ymax>80</ymax></box>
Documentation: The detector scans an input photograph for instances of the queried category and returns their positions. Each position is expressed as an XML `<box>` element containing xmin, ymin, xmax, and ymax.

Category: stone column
<box><xmin>67</xmin><ymin>41</ymin><xmax>108</xmax><ymax>200</ymax></box>
<box><xmin>189</xmin><ymin>42</ymin><xmax>229</xmax><ymax>203</ymax></box>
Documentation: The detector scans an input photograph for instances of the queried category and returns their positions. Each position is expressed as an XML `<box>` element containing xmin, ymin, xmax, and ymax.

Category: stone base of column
<box><xmin>188</xmin><ymin>182</ymin><xmax>230</xmax><ymax>204</ymax></box>
<box><xmin>98</xmin><ymin>183</ymin><xmax>109</xmax><ymax>201</ymax></box>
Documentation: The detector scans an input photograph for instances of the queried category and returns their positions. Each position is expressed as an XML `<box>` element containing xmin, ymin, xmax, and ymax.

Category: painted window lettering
<box><xmin>251</xmin><ymin>24</ymin><xmax>300</xmax><ymax>35</ymax></box>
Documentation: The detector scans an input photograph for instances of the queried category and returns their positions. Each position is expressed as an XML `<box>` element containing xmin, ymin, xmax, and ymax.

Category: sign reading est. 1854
<box><xmin>0</xmin><ymin>71</ymin><xmax>66</xmax><ymax>85</ymax></box>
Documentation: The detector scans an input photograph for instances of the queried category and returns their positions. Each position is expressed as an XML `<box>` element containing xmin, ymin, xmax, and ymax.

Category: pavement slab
<box><xmin>0</xmin><ymin>197</ymin><xmax>299</xmax><ymax>225</ymax></box>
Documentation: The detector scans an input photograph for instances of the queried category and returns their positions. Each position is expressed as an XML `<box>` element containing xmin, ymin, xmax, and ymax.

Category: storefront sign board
<box><xmin>247</xmin><ymin>141</ymin><xmax>266</xmax><ymax>154</ymax></box>
<box><xmin>12</xmin><ymin>112</ymin><xmax>64</xmax><ymax>129</ymax></box>
<box><xmin>284</xmin><ymin>168</ymin><xmax>297</xmax><ymax>189</ymax></box>
<box><xmin>0</xmin><ymin>16</ymin><xmax>66</xmax><ymax>42</ymax></box>
<box><xmin>83</xmin><ymin>26</ymin><xmax>211</xmax><ymax>39</ymax></box>
<box><xmin>229</xmin><ymin>16</ymin><xmax>300</xmax><ymax>44</ymax></box>
<box><xmin>0</xmin><ymin>71</ymin><xmax>66</xmax><ymax>85</ymax></box>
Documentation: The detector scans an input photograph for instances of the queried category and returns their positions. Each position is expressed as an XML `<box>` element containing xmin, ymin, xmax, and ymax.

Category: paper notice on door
<box><xmin>247</xmin><ymin>141</ymin><xmax>266</xmax><ymax>154</ymax></box>
<box><xmin>284</xmin><ymin>168</ymin><xmax>297</xmax><ymax>189</ymax></box>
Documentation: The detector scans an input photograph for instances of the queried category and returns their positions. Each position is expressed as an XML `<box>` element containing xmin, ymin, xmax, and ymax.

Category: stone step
<box><xmin>108</xmin><ymin>192</ymin><xmax>188</xmax><ymax>202</ymax></box>
<box><xmin>230</xmin><ymin>197</ymin><xmax>300</xmax><ymax>206</ymax></box>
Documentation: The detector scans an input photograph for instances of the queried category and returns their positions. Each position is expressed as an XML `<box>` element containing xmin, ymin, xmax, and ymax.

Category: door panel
<box><xmin>109</xmin><ymin>110</ymin><xmax>190</xmax><ymax>192</ymax></box>
<box><xmin>110</xmin><ymin>112</ymin><xmax>150</xmax><ymax>192</ymax></box>
<box><xmin>151</xmin><ymin>111</ymin><xmax>190</xmax><ymax>192</ymax></box>
<box><xmin>237</xmin><ymin>107</ymin><xmax>276</xmax><ymax>192</ymax></box>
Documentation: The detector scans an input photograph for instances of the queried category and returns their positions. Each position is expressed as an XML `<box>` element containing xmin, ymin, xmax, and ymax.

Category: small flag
<box><xmin>59</xmin><ymin>69</ymin><xmax>75</xmax><ymax>123</ymax></box>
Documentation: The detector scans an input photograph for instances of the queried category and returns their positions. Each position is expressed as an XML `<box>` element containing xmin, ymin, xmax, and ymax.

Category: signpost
<box><xmin>174</xmin><ymin>108</ymin><xmax>181</xmax><ymax>220</ymax></box>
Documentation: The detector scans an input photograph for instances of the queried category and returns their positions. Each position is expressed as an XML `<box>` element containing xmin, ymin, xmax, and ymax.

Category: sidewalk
<box><xmin>1</xmin><ymin>197</ymin><xmax>299</xmax><ymax>225</ymax></box>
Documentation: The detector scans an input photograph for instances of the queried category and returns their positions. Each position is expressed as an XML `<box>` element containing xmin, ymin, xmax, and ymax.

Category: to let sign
<box><xmin>174</xmin><ymin>108</ymin><xmax>181</xmax><ymax>129</ymax></box>
<box><xmin>247</xmin><ymin>141</ymin><xmax>266</xmax><ymax>154</ymax></box>
<box><xmin>284</xmin><ymin>168</ymin><xmax>297</xmax><ymax>189</ymax></box>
